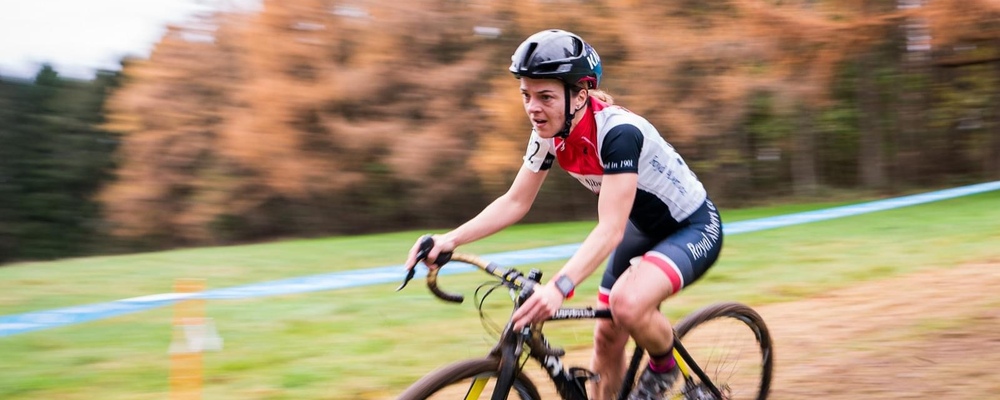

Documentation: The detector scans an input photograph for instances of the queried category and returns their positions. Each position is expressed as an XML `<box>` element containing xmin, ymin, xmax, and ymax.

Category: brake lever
<box><xmin>396</xmin><ymin>267</ymin><xmax>417</xmax><ymax>292</ymax></box>
<box><xmin>396</xmin><ymin>235</ymin><xmax>435</xmax><ymax>292</ymax></box>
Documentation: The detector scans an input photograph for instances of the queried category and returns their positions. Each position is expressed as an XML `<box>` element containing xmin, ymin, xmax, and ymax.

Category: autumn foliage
<box><xmin>98</xmin><ymin>0</ymin><xmax>1000</xmax><ymax>245</ymax></box>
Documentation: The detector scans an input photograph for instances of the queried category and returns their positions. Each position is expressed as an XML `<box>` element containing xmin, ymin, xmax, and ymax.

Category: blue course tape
<box><xmin>2</xmin><ymin>181</ymin><xmax>998</xmax><ymax>337</ymax></box>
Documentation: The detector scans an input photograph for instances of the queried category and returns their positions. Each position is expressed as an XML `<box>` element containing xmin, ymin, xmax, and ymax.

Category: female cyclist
<box><xmin>405</xmin><ymin>29</ymin><xmax>723</xmax><ymax>400</ymax></box>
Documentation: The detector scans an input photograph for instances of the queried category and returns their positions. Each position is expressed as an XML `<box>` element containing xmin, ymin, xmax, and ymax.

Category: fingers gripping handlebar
<box><xmin>397</xmin><ymin>235</ymin><xmax>536</xmax><ymax>304</ymax></box>
<box><xmin>397</xmin><ymin>235</ymin><xmax>461</xmax><ymax>303</ymax></box>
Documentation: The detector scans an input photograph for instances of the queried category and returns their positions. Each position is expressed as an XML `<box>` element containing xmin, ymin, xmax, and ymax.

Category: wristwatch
<box><xmin>554</xmin><ymin>275</ymin><xmax>575</xmax><ymax>298</ymax></box>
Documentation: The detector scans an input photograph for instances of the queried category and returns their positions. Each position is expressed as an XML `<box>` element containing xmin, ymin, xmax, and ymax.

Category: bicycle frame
<box><xmin>486</xmin><ymin>307</ymin><xmax>724</xmax><ymax>400</ymax></box>
<box><xmin>526</xmin><ymin>307</ymin><xmax>610</xmax><ymax>400</ymax></box>
<box><xmin>399</xmin><ymin>240</ymin><xmax>726</xmax><ymax>400</ymax></box>
<box><xmin>672</xmin><ymin>338</ymin><xmax>725</xmax><ymax>399</ymax></box>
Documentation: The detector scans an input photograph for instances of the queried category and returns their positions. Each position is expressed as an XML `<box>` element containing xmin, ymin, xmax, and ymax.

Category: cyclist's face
<box><xmin>520</xmin><ymin>77</ymin><xmax>579</xmax><ymax>138</ymax></box>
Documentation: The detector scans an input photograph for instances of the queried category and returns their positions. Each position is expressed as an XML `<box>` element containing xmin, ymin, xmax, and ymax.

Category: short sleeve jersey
<box><xmin>522</xmin><ymin>98</ymin><xmax>707</xmax><ymax>234</ymax></box>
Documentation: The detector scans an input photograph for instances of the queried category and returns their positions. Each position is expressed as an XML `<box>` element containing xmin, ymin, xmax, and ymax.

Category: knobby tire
<box><xmin>396</xmin><ymin>357</ymin><xmax>541</xmax><ymax>400</ymax></box>
<box><xmin>674</xmin><ymin>302</ymin><xmax>774</xmax><ymax>400</ymax></box>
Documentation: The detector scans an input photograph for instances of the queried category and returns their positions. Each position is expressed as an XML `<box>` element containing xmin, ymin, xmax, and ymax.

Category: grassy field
<box><xmin>1</xmin><ymin>190</ymin><xmax>998</xmax><ymax>399</ymax></box>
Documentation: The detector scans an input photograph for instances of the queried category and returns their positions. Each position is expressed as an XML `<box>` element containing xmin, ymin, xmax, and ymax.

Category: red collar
<box><xmin>557</xmin><ymin>97</ymin><xmax>609</xmax><ymax>146</ymax></box>
<box><xmin>553</xmin><ymin>97</ymin><xmax>609</xmax><ymax>176</ymax></box>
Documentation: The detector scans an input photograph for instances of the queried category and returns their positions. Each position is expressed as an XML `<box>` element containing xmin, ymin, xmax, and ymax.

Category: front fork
<box><xmin>490</xmin><ymin>328</ymin><xmax>523</xmax><ymax>400</ymax></box>
<box><xmin>490</xmin><ymin>269</ymin><xmax>595</xmax><ymax>400</ymax></box>
<box><xmin>487</xmin><ymin>325</ymin><xmax>593</xmax><ymax>400</ymax></box>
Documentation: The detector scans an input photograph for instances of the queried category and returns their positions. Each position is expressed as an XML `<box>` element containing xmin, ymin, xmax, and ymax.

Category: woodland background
<box><xmin>1</xmin><ymin>0</ymin><xmax>999</xmax><ymax>264</ymax></box>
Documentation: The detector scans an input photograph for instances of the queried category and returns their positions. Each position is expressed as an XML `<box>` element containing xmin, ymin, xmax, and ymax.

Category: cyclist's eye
<box><xmin>522</xmin><ymin>92</ymin><xmax>558</xmax><ymax>105</ymax></box>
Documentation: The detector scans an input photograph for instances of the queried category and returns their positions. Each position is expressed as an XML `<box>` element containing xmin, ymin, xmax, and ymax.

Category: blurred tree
<box><xmin>0</xmin><ymin>66</ymin><xmax>119</xmax><ymax>263</ymax></box>
<box><xmin>791</xmin><ymin>104</ymin><xmax>820</xmax><ymax>196</ymax></box>
<box><xmin>89</xmin><ymin>0</ymin><xmax>1000</xmax><ymax>249</ymax></box>
<box><xmin>100</xmin><ymin>18</ymin><xmax>238</xmax><ymax>246</ymax></box>
<box><xmin>926</xmin><ymin>0</ymin><xmax>1000</xmax><ymax>181</ymax></box>
<box><xmin>102</xmin><ymin>1</ymin><xmax>515</xmax><ymax>243</ymax></box>
<box><xmin>856</xmin><ymin>0</ymin><xmax>890</xmax><ymax>189</ymax></box>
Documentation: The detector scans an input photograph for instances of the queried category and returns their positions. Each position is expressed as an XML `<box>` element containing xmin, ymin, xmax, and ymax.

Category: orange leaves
<box><xmin>98</xmin><ymin>0</ymin><xmax>1000</xmax><ymax>243</ymax></box>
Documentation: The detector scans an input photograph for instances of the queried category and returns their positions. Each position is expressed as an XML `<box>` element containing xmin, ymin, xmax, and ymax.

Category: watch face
<box><xmin>556</xmin><ymin>275</ymin><xmax>574</xmax><ymax>296</ymax></box>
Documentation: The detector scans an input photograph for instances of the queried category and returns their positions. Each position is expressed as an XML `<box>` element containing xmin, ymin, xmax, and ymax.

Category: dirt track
<box><xmin>526</xmin><ymin>263</ymin><xmax>1000</xmax><ymax>399</ymax></box>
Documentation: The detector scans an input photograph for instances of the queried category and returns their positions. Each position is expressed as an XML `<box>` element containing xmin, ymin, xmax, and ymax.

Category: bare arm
<box><xmin>512</xmin><ymin>172</ymin><xmax>637</xmax><ymax>329</ymax></box>
<box><xmin>550</xmin><ymin>172</ymin><xmax>636</xmax><ymax>289</ymax></box>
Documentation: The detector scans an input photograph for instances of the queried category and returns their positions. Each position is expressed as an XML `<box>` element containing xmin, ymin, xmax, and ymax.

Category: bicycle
<box><xmin>396</xmin><ymin>237</ymin><xmax>773</xmax><ymax>400</ymax></box>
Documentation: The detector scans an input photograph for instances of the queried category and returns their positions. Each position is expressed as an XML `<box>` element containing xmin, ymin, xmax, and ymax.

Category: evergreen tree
<box><xmin>0</xmin><ymin>66</ymin><xmax>119</xmax><ymax>263</ymax></box>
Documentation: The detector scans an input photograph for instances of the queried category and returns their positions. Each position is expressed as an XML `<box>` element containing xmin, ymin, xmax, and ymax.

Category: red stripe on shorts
<box><xmin>598</xmin><ymin>287</ymin><xmax>611</xmax><ymax>306</ymax></box>
<box><xmin>642</xmin><ymin>252</ymin><xmax>684</xmax><ymax>294</ymax></box>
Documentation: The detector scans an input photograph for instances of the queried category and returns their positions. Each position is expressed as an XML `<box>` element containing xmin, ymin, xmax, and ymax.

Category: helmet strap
<box><xmin>557</xmin><ymin>85</ymin><xmax>574</xmax><ymax>138</ymax></box>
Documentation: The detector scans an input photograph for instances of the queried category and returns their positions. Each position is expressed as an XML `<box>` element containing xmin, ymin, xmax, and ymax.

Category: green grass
<box><xmin>1</xmin><ymin>190</ymin><xmax>998</xmax><ymax>399</ymax></box>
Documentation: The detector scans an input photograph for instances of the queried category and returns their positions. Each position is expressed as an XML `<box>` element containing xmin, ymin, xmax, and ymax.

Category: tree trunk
<box><xmin>791</xmin><ymin>106</ymin><xmax>818</xmax><ymax>196</ymax></box>
<box><xmin>720</xmin><ymin>126</ymin><xmax>754</xmax><ymax>205</ymax></box>
<box><xmin>896</xmin><ymin>0</ymin><xmax>932</xmax><ymax>185</ymax></box>
<box><xmin>857</xmin><ymin>49</ymin><xmax>886</xmax><ymax>189</ymax></box>
<box><xmin>856</xmin><ymin>0</ymin><xmax>887</xmax><ymax>189</ymax></box>
<box><xmin>991</xmin><ymin>40</ymin><xmax>1000</xmax><ymax>180</ymax></box>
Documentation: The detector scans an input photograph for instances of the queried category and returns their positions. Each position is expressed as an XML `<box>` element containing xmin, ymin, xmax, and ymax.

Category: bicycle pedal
<box><xmin>569</xmin><ymin>367</ymin><xmax>599</xmax><ymax>383</ymax></box>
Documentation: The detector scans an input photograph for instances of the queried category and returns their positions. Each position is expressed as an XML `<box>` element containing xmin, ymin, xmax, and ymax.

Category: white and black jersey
<box><xmin>523</xmin><ymin>98</ymin><xmax>707</xmax><ymax>235</ymax></box>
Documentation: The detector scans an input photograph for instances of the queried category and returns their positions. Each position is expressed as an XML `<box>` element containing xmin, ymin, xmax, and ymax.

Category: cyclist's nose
<box><xmin>525</xmin><ymin>98</ymin><xmax>543</xmax><ymax>114</ymax></box>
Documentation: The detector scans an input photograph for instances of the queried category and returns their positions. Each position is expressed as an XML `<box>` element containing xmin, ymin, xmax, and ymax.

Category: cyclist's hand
<box><xmin>405</xmin><ymin>234</ymin><xmax>456</xmax><ymax>271</ymax></box>
<box><xmin>511</xmin><ymin>283</ymin><xmax>564</xmax><ymax>330</ymax></box>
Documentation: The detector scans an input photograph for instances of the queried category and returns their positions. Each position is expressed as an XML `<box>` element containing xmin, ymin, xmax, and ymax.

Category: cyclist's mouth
<box><xmin>533</xmin><ymin>119</ymin><xmax>548</xmax><ymax>129</ymax></box>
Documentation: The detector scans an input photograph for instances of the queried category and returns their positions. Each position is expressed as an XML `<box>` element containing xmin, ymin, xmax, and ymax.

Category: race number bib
<box><xmin>522</xmin><ymin>131</ymin><xmax>554</xmax><ymax>172</ymax></box>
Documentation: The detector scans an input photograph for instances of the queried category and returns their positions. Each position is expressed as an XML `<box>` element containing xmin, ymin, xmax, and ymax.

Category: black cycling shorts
<box><xmin>598</xmin><ymin>198</ymin><xmax>723</xmax><ymax>305</ymax></box>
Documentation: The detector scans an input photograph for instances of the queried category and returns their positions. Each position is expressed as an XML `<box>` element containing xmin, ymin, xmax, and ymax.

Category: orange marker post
<box><xmin>169</xmin><ymin>279</ymin><xmax>206</xmax><ymax>400</ymax></box>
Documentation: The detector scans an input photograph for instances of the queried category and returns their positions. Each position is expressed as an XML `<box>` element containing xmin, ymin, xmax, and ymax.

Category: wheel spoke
<box><xmin>673</xmin><ymin>303</ymin><xmax>774</xmax><ymax>400</ymax></box>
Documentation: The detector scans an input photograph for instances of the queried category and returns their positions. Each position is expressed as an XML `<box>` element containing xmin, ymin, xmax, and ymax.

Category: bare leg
<box><xmin>591</xmin><ymin>315</ymin><xmax>629</xmax><ymax>400</ymax></box>
<box><xmin>609</xmin><ymin>260</ymin><xmax>679</xmax><ymax>382</ymax></box>
<box><xmin>592</xmin><ymin>253</ymin><xmax>681</xmax><ymax>399</ymax></box>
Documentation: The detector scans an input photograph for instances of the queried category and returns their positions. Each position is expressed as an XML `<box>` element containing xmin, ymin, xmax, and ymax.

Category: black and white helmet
<box><xmin>509</xmin><ymin>29</ymin><xmax>602</xmax><ymax>90</ymax></box>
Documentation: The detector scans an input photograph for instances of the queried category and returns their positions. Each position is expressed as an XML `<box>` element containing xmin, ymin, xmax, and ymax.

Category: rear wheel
<box><xmin>396</xmin><ymin>357</ymin><xmax>541</xmax><ymax>400</ymax></box>
<box><xmin>673</xmin><ymin>302</ymin><xmax>773</xmax><ymax>400</ymax></box>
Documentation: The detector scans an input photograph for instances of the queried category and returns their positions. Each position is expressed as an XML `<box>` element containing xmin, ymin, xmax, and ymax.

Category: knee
<box><xmin>608</xmin><ymin>294</ymin><xmax>652</xmax><ymax>331</ymax></box>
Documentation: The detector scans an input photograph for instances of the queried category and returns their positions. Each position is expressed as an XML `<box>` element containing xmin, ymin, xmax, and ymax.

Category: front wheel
<box><xmin>396</xmin><ymin>357</ymin><xmax>542</xmax><ymax>400</ymax></box>
<box><xmin>674</xmin><ymin>302</ymin><xmax>774</xmax><ymax>400</ymax></box>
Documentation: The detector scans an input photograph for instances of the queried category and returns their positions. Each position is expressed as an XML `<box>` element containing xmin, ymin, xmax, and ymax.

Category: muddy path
<box><xmin>524</xmin><ymin>263</ymin><xmax>1000</xmax><ymax>399</ymax></box>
